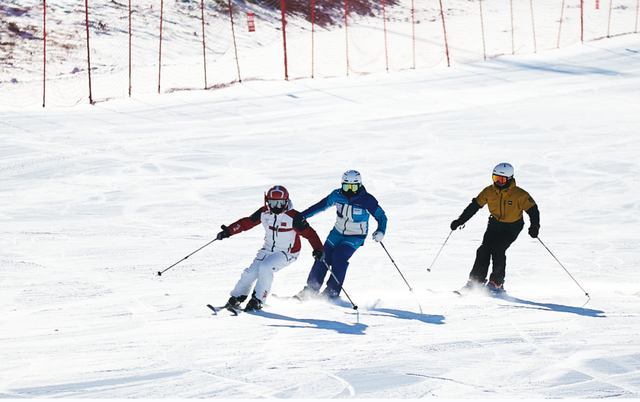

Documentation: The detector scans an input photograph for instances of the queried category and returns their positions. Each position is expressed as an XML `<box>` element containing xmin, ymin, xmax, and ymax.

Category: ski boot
<box><xmin>225</xmin><ymin>295</ymin><xmax>246</xmax><ymax>310</ymax></box>
<box><xmin>457</xmin><ymin>278</ymin><xmax>484</xmax><ymax>294</ymax></box>
<box><xmin>294</xmin><ymin>285</ymin><xmax>319</xmax><ymax>301</ymax></box>
<box><xmin>244</xmin><ymin>295</ymin><xmax>263</xmax><ymax>312</ymax></box>
<box><xmin>321</xmin><ymin>287</ymin><xmax>339</xmax><ymax>299</ymax></box>
<box><xmin>485</xmin><ymin>281</ymin><xmax>505</xmax><ymax>294</ymax></box>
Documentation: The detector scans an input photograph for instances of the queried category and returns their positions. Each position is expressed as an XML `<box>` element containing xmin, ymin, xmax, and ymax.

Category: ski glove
<box><xmin>450</xmin><ymin>219</ymin><xmax>463</xmax><ymax>231</ymax></box>
<box><xmin>372</xmin><ymin>230</ymin><xmax>384</xmax><ymax>242</ymax></box>
<box><xmin>216</xmin><ymin>225</ymin><xmax>231</xmax><ymax>240</ymax></box>
<box><xmin>528</xmin><ymin>226</ymin><xmax>539</xmax><ymax>238</ymax></box>
<box><xmin>312</xmin><ymin>249</ymin><xmax>325</xmax><ymax>261</ymax></box>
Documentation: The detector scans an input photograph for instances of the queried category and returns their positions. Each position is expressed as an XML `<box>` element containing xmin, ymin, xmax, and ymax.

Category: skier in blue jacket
<box><xmin>296</xmin><ymin>170</ymin><xmax>387</xmax><ymax>299</ymax></box>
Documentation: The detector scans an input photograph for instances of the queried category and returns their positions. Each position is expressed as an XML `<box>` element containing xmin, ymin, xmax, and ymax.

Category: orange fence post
<box><xmin>280</xmin><ymin>0</ymin><xmax>289</xmax><ymax>80</ymax></box>
<box><xmin>84</xmin><ymin>0</ymin><xmax>93</xmax><ymax>104</ymax></box>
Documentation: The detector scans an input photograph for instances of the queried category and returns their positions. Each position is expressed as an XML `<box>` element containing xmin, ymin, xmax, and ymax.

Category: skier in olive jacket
<box><xmin>451</xmin><ymin>163</ymin><xmax>540</xmax><ymax>293</ymax></box>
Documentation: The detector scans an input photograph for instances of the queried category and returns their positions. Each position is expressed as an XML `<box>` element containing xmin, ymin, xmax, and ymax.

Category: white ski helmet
<box><xmin>341</xmin><ymin>170</ymin><xmax>362</xmax><ymax>197</ymax></box>
<box><xmin>342</xmin><ymin>169</ymin><xmax>362</xmax><ymax>185</ymax></box>
<box><xmin>492</xmin><ymin>163</ymin><xmax>514</xmax><ymax>186</ymax></box>
<box><xmin>493</xmin><ymin>163</ymin><xmax>514</xmax><ymax>178</ymax></box>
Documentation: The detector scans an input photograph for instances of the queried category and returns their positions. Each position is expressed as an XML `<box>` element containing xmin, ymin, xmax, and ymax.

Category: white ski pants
<box><xmin>230</xmin><ymin>249</ymin><xmax>297</xmax><ymax>302</ymax></box>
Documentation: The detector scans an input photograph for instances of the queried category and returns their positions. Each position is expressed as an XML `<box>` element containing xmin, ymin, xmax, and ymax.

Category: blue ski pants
<box><xmin>306</xmin><ymin>230</ymin><xmax>363</xmax><ymax>295</ymax></box>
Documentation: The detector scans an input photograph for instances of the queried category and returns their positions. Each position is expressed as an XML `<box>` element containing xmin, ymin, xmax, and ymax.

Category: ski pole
<box><xmin>379</xmin><ymin>242</ymin><xmax>423</xmax><ymax>314</ymax></box>
<box><xmin>537</xmin><ymin>237</ymin><xmax>590</xmax><ymax>298</ymax></box>
<box><xmin>380</xmin><ymin>242</ymin><xmax>414</xmax><ymax>292</ymax></box>
<box><xmin>322</xmin><ymin>259</ymin><xmax>358</xmax><ymax>310</ymax></box>
<box><xmin>427</xmin><ymin>230</ymin><xmax>453</xmax><ymax>272</ymax></box>
<box><xmin>157</xmin><ymin>238</ymin><xmax>217</xmax><ymax>276</ymax></box>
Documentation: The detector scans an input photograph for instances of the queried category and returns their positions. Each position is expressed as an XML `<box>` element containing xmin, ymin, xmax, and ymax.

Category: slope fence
<box><xmin>0</xmin><ymin>0</ymin><xmax>638</xmax><ymax>107</ymax></box>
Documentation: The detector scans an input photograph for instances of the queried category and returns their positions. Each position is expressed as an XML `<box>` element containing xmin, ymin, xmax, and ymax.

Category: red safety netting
<box><xmin>1</xmin><ymin>0</ymin><xmax>638</xmax><ymax>107</ymax></box>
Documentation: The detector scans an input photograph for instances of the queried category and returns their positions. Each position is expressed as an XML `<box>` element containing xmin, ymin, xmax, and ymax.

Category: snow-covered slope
<box><xmin>1</xmin><ymin>34</ymin><xmax>639</xmax><ymax>398</ymax></box>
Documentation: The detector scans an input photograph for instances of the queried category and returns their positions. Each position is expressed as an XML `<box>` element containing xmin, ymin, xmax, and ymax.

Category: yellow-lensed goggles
<box><xmin>342</xmin><ymin>183</ymin><xmax>360</xmax><ymax>192</ymax></box>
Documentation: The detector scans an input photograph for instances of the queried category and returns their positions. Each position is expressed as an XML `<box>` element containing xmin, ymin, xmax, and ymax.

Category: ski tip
<box><xmin>206</xmin><ymin>304</ymin><xmax>217</xmax><ymax>314</ymax></box>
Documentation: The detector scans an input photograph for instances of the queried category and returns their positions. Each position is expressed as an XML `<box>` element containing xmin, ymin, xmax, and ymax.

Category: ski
<box><xmin>273</xmin><ymin>293</ymin><xmax>333</xmax><ymax>303</ymax></box>
<box><xmin>206</xmin><ymin>303</ymin><xmax>267</xmax><ymax>315</ymax></box>
<box><xmin>273</xmin><ymin>293</ymin><xmax>353</xmax><ymax>310</ymax></box>
<box><xmin>206</xmin><ymin>304</ymin><xmax>240</xmax><ymax>316</ymax></box>
<box><xmin>453</xmin><ymin>286</ymin><xmax>473</xmax><ymax>296</ymax></box>
<box><xmin>271</xmin><ymin>294</ymin><xmax>302</xmax><ymax>302</ymax></box>
<box><xmin>453</xmin><ymin>287</ymin><xmax>507</xmax><ymax>297</ymax></box>
<box><xmin>272</xmin><ymin>291</ymin><xmax>342</xmax><ymax>303</ymax></box>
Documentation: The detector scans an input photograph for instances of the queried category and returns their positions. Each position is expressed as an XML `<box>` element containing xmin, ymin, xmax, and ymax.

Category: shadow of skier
<box><xmin>364</xmin><ymin>308</ymin><xmax>445</xmax><ymax>325</ymax></box>
<box><xmin>254</xmin><ymin>311</ymin><xmax>368</xmax><ymax>335</ymax></box>
<box><xmin>504</xmin><ymin>297</ymin><xmax>605</xmax><ymax>317</ymax></box>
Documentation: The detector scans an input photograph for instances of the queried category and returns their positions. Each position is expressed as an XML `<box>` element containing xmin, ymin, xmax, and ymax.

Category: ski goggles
<box><xmin>267</xmin><ymin>199</ymin><xmax>286</xmax><ymax>209</ymax></box>
<box><xmin>342</xmin><ymin>183</ymin><xmax>361</xmax><ymax>192</ymax></box>
<box><xmin>492</xmin><ymin>174</ymin><xmax>508</xmax><ymax>184</ymax></box>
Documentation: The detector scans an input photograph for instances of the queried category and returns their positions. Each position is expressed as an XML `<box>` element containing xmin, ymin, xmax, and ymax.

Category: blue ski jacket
<box><xmin>301</xmin><ymin>186</ymin><xmax>387</xmax><ymax>238</ymax></box>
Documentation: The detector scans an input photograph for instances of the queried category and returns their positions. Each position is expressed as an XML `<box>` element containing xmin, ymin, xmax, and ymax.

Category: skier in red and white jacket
<box><xmin>216</xmin><ymin>185</ymin><xmax>325</xmax><ymax>312</ymax></box>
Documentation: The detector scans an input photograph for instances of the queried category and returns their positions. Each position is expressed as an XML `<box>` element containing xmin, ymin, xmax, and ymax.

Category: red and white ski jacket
<box><xmin>225</xmin><ymin>203</ymin><xmax>323</xmax><ymax>256</ymax></box>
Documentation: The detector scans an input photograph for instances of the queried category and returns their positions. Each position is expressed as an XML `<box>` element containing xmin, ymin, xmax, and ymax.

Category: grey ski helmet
<box><xmin>341</xmin><ymin>170</ymin><xmax>362</xmax><ymax>197</ymax></box>
<box><xmin>492</xmin><ymin>163</ymin><xmax>514</xmax><ymax>187</ymax></box>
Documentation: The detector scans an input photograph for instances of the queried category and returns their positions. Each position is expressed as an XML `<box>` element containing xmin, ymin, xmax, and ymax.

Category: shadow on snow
<box><xmin>255</xmin><ymin>311</ymin><xmax>368</xmax><ymax>335</ymax></box>
<box><xmin>504</xmin><ymin>297</ymin><xmax>605</xmax><ymax>317</ymax></box>
<box><xmin>254</xmin><ymin>307</ymin><xmax>445</xmax><ymax>333</ymax></box>
<box><xmin>364</xmin><ymin>308</ymin><xmax>446</xmax><ymax>325</ymax></box>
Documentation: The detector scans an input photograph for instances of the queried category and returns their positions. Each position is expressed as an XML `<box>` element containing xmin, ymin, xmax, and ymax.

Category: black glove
<box><xmin>216</xmin><ymin>225</ymin><xmax>231</xmax><ymax>240</ymax></box>
<box><xmin>312</xmin><ymin>249</ymin><xmax>325</xmax><ymax>261</ymax></box>
<box><xmin>450</xmin><ymin>219</ymin><xmax>463</xmax><ymax>231</ymax></box>
<box><xmin>528</xmin><ymin>226</ymin><xmax>539</xmax><ymax>238</ymax></box>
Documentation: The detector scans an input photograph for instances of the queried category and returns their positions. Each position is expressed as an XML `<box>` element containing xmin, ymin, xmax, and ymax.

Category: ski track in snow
<box><xmin>1</xmin><ymin>34</ymin><xmax>640</xmax><ymax>398</ymax></box>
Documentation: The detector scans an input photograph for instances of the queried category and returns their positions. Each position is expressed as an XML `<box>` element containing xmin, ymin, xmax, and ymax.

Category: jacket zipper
<box><xmin>271</xmin><ymin>214</ymin><xmax>278</xmax><ymax>252</ymax></box>
<box><xmin>342</xmin><ymin>204</ymin><xmax>350</xmax><ymax>234</ymax></box>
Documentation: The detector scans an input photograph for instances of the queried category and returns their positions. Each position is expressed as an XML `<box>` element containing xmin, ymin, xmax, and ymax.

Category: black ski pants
<box><xmin>469</xmin><ymin>217</ymin><xmax>523</xmax><ymax>287</ymax></box>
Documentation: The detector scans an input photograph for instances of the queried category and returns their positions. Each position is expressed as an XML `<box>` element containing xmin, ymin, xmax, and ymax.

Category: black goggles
<box><xmin>267</xmin><ymin>199</ymin><xmax>286</xmax><ymax>209</ymax></box>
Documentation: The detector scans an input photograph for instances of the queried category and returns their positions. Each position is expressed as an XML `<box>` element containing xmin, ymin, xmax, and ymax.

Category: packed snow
<box><xmin>1</xmin><ymin>33</ymin><xmax>640</xmax><ymax>399</ymax></box>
